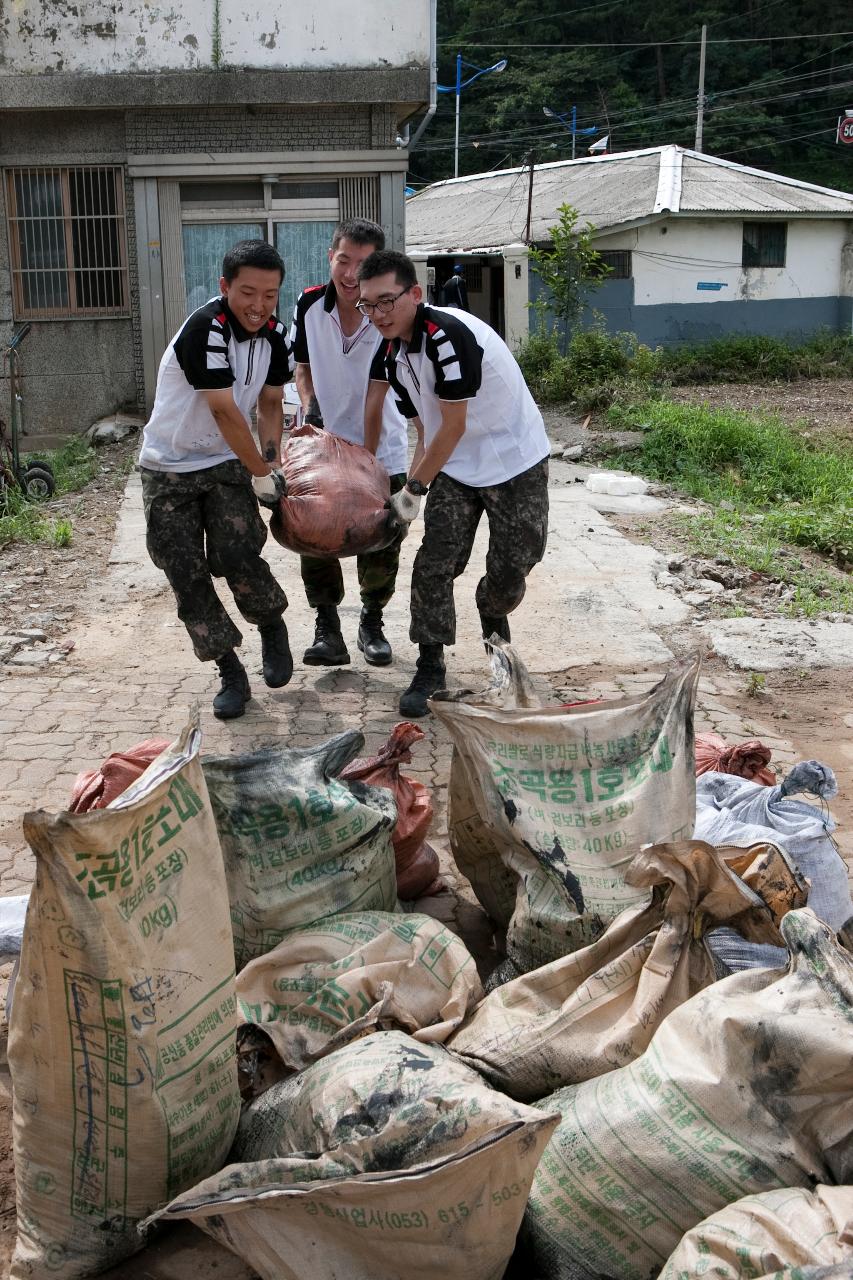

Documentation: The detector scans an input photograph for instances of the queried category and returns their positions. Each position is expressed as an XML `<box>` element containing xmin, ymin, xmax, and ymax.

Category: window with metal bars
<box><xmin>742</xmin><ymin>222</ymin><xmax>787</xmax><ymax>269</ymax></box>
<box><xmin>592</xmin><ymin>250</ymin><xmax>632</xmax><ymax>279</ymax></box>
<box><xmin>5</xmin><ymin>166</ymin><xmax>130</xmax><ymax>319</ymax></box>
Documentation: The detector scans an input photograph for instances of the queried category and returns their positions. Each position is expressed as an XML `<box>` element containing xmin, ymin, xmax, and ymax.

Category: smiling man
<box><xmin>359</xmin><ymin>249</ymin><xmax>550</xmax><ymax>718</ymax></box>
<box><xmin>139</xmin><ymin>239</ymin><xmax>293</xmax><ymax>720</ymax></box>
<box><xmin>289</xmin><ymin>219</ymin><xmax>408</xmax><ymax>668</ymax></box>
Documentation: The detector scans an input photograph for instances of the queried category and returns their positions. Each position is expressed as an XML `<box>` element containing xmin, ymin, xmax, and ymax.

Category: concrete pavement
<box><xmin>0</xmin><ymin>460</ymin><xmax>805</xmax><ymax>895</ymax></box>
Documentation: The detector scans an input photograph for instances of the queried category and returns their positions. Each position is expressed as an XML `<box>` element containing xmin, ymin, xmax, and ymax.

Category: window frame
<box><xmin>5</xmin><ymin>165</ymin><xmax>130</xmax><ymax>321</ymax></box>
<box><xmin>742</xmin><ymin>221</ymin><xmax>787</xmax><ymax>269</ymax></box>
<box><xmin>593</xmin><ymin>249</ymin><xmax>633</xmax><ymax>280</ymax></box>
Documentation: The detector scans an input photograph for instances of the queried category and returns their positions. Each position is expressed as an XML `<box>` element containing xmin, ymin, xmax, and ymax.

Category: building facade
<box><xmin>0</xmin><ymin>2</ymin><xmax>431</xmax><ymax>439</ymax></box>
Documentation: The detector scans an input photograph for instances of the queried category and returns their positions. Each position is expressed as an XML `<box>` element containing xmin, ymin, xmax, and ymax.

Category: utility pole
<box><xmin>523</xmin><ymin>151</ymin><xmax>536</xmax><ymax>244</ymax></box>
<box><xmin>695</xmin><ymin>23</ymin><xmax>707</xmax><ymax>153</ymax></box>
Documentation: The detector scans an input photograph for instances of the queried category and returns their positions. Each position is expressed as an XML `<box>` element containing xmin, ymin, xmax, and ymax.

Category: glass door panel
<box><xmin>182</xmin><ymin>222</ymin><xmax>264</xmax><ymax>313</ymax></box>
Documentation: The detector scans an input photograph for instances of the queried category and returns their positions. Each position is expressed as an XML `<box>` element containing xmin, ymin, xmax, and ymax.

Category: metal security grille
<box><xmin>742</xmin><ymin>222</ymin><xmax>787</xmax><ymax>269</ymax></box>
<box><xmin>595</xmin><ymin>250</ymin><xmax>633</xmax><ymax>279</ymax></box>
<box><xmin>5</xmin><ymin>166</ymin><xmax>130</xmax><ymax>319</ymax></box>
<box><xmin>339</xmin><ymin>176</ymin><xmax>380</xmax><ymax>223</ymax></box>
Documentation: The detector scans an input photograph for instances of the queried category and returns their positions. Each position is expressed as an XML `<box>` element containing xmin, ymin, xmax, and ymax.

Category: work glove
<box><xmin>385</xmin><ymin>485</ymin><xmax>422</xmax><ymax>532</ymax></box>
<box><xmin>252</xmin><ymin>469</ymin><xmax>287</xmax><ymax>509</ymax></box>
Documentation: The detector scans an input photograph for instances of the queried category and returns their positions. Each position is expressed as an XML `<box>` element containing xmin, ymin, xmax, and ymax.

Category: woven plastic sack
<box><xmin>236</xmin><ymin>910</ymin><xmax>482</xmax><ymax>1071</ymax></box>
<box><xmin>269</xmin><ymin>422</ymin><xmax>397</xmax><ymax>558</ymax></box>
<box><xmin>430</xmin><ymin>644</ymin><xmax>700</xmax><ymax>974</ymax></box>
<box><xmin>448</xmin><ymin>838</ymin><xmax>799</xmax><ymax>1099</ymax></box>
<box><xmin>69</xmin><ymin>738</ymin><xmax>172</xmax><ymax>813</ymax></box>
<box><xmin>10</xmin><ymin>719</ymin><xmax>240</xmax><ymax>1280</ymax></box>
<box><xmin>339</xmin><ymin>722</ymin><xmax>439</xmax><ymax>899</ymax></box>
<box><xmin>202</xmin><ymin>731</ymin><xmax>398</xmax><ymax>971</ymax></box>
<box><xmin>144</xmin><ymin>1031</ymin><xmax>559</xmax><ymax>1280</ymax></box>
<box><xmin>659</xmin><ymin>1184</ymin><xmax>853</xmax><ymax>1280</ymax></box>
<box><xmin>520</xmin><ymin>908</ymin><xmax>853</xmax><ymax>1280</ymax></box>
<box><xmin>695</xmin><ymin>730</ymin><xmax>775</xmax><ymax>784</ymax></box>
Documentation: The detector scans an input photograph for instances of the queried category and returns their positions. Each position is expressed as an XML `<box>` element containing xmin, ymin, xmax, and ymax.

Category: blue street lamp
<box><xmin>543</xmin><ymin>105</ymin><xmax>598</xmax><ymax>160</ymax></box>
<box><xmin>438</xmin><ymin>54</ymin><xmax>508</xmax><ymax>178</ymax></box>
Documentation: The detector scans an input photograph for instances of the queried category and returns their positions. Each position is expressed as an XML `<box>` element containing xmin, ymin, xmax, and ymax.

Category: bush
<box><xmin>658</xmin><ymin>331</ymin><xmax>853</xmax><ymax>383</ymax></box>
<box><xmin>516</xmin><ymin>332</ymin><xmax>561</xmax><ymax>388</ymax></box>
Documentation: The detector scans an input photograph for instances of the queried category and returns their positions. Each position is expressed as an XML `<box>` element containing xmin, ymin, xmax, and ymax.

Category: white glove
<box><xmin>252</xmin><ymin>469</ymin><xmax>286</xmax><ymax>509</ymax></box>
<box><xmin>385</xmin><ymin>486</ymin><xmax>422</xmax><ymax>529</ymax></box>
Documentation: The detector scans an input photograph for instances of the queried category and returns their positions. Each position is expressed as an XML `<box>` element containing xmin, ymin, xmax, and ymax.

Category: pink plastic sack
<box><xmin>340</xmin><ymin>722</ymin><xmax>440</xmax><ymax>899</ymax></box>
<box><xmin>695</xmin><ymin>730</ymin><xmax>775</xmax><ymax>785</ymax></box>
<box><xmin>69</xmin><ymin>738</ymin><xmax>172</xmax><ymax>812</ymax></box>
<box><xmin>270</xmin><ymin>423</ymin><xmax>396</xmax><ymax>559</ymax></box>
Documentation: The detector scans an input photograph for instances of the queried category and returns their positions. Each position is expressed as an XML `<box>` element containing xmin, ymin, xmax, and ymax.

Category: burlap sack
<box><xmin>10</xmin><ymin>720</ymin><xmax>240</xmax><ymax>1280</ymax></box>
<box><xmin>520</xmin><ymin>908</ymin><xmax>853</xmax><ymax>1280</ymax></box>
<box><xmin>430</xmin><ymin>645</ymin><xmax>700</xmax><ymax>973</ymax></box>
<box><xmin>448</xmin><ymin>838</ymin><xmax>802</xmax><ymax>1099</ymax></box>
<box><xmin>144</xmin><ymin>1032</ymin><xmax>558</xmax><ymax>1280</ymax></box>
<box><xmin>236</xmin><ymin>910</ymin><xmax>482</xmax><ymax>1071</ymax></box>
<box><xmin>202</xmin><ymin>731</ymin><xmax>398</xmax><ymax>971</ymax></box>
<box><xmin>659</xmin><ymin>1184</ymin><xmax>853</xmax><ymax>1280</ymax></box>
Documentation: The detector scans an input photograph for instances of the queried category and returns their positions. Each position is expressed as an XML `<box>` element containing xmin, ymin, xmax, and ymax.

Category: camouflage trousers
<box><xmin>300</xmin><ymin>472</ymin><xmax>407</xmax><ymax>612</ymax></box>
<box><xmin>141</xmin><ymin>460</ymin><xmax>288</xmax><ymax>663</ymax></box>
<box><xmin>410</xmin><ymin>457</ymin><xmax>549</xmax><ymax>645</ymax></box>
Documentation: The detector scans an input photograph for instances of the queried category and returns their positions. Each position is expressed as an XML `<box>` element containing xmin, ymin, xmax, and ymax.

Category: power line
<box><xmin>446</xmin><ymin>31</ymin><xmax>853</xmax><ymax>48</ymax></box>
<box><xmin>443</xmin><ymin>0</ymin><xmax>627</xmax><ymax>43</ymax></box>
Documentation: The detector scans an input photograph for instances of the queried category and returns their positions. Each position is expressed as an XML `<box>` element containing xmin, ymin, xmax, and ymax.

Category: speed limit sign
<box><xmin>837</xmin><ymin>113</ymin><xmax>853</xmax><ymax>144</ymax></box>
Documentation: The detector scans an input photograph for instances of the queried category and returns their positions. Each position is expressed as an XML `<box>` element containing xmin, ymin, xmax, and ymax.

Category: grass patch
<box><xmin>0</xmin><ymin>435</ymin><xmax>99</xmax><ymax>547</ymax></box>
<box><xmin>607</xmin><ymin>399</ymin><xmax>853</xmax><ymax>565</ymax></box>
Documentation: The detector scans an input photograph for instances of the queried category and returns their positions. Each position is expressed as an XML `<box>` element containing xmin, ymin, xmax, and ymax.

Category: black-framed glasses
<box><xmin>356</xmin><ymin>286</ymin><xmax>412</xmax><ymax>317</ymax></box>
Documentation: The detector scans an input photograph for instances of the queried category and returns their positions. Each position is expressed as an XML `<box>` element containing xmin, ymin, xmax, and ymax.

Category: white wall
<box><xmin>596</xmin><ymin>217</ymin><xmax>848</xmax><ymax>305</ymax></box>
<box><xmin>1</xmin><ymin>0</ymin><xmax>430</xmax><ymax>75</ymax></box>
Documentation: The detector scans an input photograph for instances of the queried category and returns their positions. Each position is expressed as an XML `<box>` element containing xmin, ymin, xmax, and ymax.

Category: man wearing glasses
<box><xmin>289</xmin><ymin>219</ymin><xmax>408</xmax><ymax>668</ymax></box>
<box><xmin>359</xmin><ymin>249</ymin><xmax>550</xmax><ymax>718</ymax></box>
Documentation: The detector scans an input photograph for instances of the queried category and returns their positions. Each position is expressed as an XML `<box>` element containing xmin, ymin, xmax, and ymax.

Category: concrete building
<box><xmin>406</xmin><ymin>144</ymin><xmax>853</xmax><ymax>351</ymax></box>
<box><xmin>0</xmin><ymin>1</ymin><xmax>432</xmax><ymax>440</ymax></box>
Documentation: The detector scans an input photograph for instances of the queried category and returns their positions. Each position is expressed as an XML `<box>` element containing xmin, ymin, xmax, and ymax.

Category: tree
<box><xmin>527</xmin><ymin>204</ymin><xmax>610</xmax><ymax>351</ymax></box>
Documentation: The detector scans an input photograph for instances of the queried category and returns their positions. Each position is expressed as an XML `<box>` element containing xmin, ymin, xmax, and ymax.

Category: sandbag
<box><xmin>430</xmin><ymin>643</ymin><xmax>700</xmax><ymax>974</ymax></box>
<box><xmin>236</xmin><ymin>909</ymin><xmax>482</xmax><ymax>1071</ymax></box>
<box><xmin>69</xmin><ymin>737</ymin><xmax>173</xmax><ymax>813</ymax></box>
<box><xmin>269</xmin><ymin>422</ymin><xmax>397</xmax><ymax>558</ymax></box>
<box><xmin>695</xmin><ymin>730</ymin><xmax>775</xmax><ymax>784</ymax></box>
<box><xmin>339</xmin><ymin>722</ymin><xmax>440</xmax><ymax>899</ymax></box>
<box><xmin>202</xmin><ymin>731</ymin><xmax>398</xmax><ymax>971</ymax></box>
<box><xmin>447</xmin><ymin>838</ymin><xmax>800</xmax><ymax>1099</ymax></box>
<box><xmin>520</xmin><ymin>908</ymin><xmax>853</xmax><ymax>1280</ymax></box>
<box><xmin>659</xmin><ymin>1184</ymin><xmax>853</xmax><ymax>1280</ymax></box>
<box><xmin>10</xmin><ymin>720</ymin><xmax>241</xmax><ymax>1280</ymax></box>
<box><xmin>695</xmin><ymin>763</ymin><xmax>852</xmax><ymax>930</ymax></box>
<box><xmin>144</xmin><ymin>1031</ymin><xmax>559</xmax><ymax>1280</ymax></box>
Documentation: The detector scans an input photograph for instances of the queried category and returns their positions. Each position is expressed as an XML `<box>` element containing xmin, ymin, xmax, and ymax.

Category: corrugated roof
<box><xmin>405</xmin><ymin>145</ymin><xmax>853</xmax><ymax>254</ymax></box>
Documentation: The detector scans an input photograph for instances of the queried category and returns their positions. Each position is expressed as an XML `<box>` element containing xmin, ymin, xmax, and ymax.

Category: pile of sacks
<box><xmin>7</xmin><ymin>641</ymin><xmax>853</xmax><ymax>1280</ymax></box>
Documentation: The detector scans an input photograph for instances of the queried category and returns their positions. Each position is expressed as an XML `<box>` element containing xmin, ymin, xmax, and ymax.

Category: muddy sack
<box><xmin>236</xmin><ymin>910</ymin><xmax>482</xmax><ymax>1072</ymax></box>
<box><xmin>144</xmin><ymin>1031</ymin><xmax>558</xmax><ymax>1280</ymax></box>
<box><xmin>519</xmin><ymin>908</ymin><xmax>853</xmax><ymax>1280</ymax></box>
<box><xmin>430</xmin><ymin>644</ymin><xmax>700</xmax><ymax>974</ymax></box>
<box><xmin>270</xmin><ymin>423</ymin><xmax>396</xmax><ymax>558</ymax></box>
<box><xmin>447</xmin><ymin>838</ymin><xmax>798</xmax><ymax>1100</ymax></box>
<box><xmin>339</xmin><ymin>722</ymin><xmax>440</xmax><ymax>899</ymax></box>
<box><xmin>202</xmin><ymin>731</ymin><xmax>398</xmax><ymax>971</ymax></box>
<box><xmin>9</xmin><ymin>720</ymin><xmax>240</xmax><ymax>1280</ymax></box>
<box><xmin>659</xmin><ymin>1184</ymin><xmax>853</xmax><ymax>1280</ymax></box>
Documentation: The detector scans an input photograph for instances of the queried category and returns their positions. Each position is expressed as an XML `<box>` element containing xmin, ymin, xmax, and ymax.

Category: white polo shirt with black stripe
<box><xmin>290</xmin><ymin>282</ymin><xmax>408</xmax><ymax>475</ymax></box>
<box><xmin>140</xmin><ymin>297</ymin><xmax>292</xmax><ymax>473</ymax></box>
<box><xmin>372</xmin><ymin>304</ymin><xmax>549</xmax><ymax>488</ymax></box>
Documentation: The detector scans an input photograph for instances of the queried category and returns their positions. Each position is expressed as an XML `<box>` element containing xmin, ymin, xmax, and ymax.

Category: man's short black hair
<box><xmin>356</xmin><ymin>249</ymin><xmax>417</xmax><ymax>290</ymax></box>
<box><xmin>331</xmin><ymin>219</ymin><xmax>386</xmax><ymax>252</ymax></box>
<box><xmin>222</xmin><ymin>239</ymin><xmax>285</xmax><ymax>284</ymax></box>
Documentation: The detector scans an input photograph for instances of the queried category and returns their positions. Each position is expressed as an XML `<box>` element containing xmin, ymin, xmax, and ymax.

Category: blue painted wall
<box><xmin>529</xmin><ymin>274</ymin><xmax>850</xmax><ymax>347</ymax></box>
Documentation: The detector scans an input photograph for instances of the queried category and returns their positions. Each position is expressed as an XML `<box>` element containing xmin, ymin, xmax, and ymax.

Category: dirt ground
<box><xmin>666</xmin><ymin>377</ymin><xmax>853</xmax><ymax>445</ymax></box>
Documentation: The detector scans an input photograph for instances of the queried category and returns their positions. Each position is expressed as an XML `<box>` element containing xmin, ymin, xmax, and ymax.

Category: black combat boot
<box><xmin>479</xmin><ymin>613</ymin><xmax>511</xmax><ymax>643</ymax></box>
<box><xmin>212</xmin><ymin>650</ymin><xmax>251</xmax><ymax>720</ymax></box>
<box><xmin>357</xmin><ymin>605</ymin><xmax>392</xmax><ymax>666</ymax></box>
<box><xmin>303</xmin><ymin>605</ymin><xmax>350</xmax><ymax>666</ymax></box>
<box><xmin>398</xmin><ymin>643</ymin><xmax>447</xmax><ymax>718</ymax></box>
<box><xmin>258</xmin><ymin>618</ymin><xmax>293</xmax><ymax>688</ymax></box>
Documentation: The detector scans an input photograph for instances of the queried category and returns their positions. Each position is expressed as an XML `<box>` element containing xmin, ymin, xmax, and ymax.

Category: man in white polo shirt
<box><xmin>290</xmin><ymin>219</ymin><xmax>408</xmax><ymax>668</ymax></box>
<box><xmin>359</xmin><ymin>249</ymin><xmax>550</xmax><ymax>718</ymax></box>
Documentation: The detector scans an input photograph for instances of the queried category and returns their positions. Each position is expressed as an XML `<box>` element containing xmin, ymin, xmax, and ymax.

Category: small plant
<box><xmin>527</xmin><ymin>203</ymin><xmax>610</xmax><ymax>353</ymax></box>
<box><xmin>745</xmin><ymin>672</ymin><xmax>767</xmax><ymax>698</ymax></box>
<box><xmin>50</xmin><ymin>518</ymin><xmax>73</xmax><ymax>547</ymax></box>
